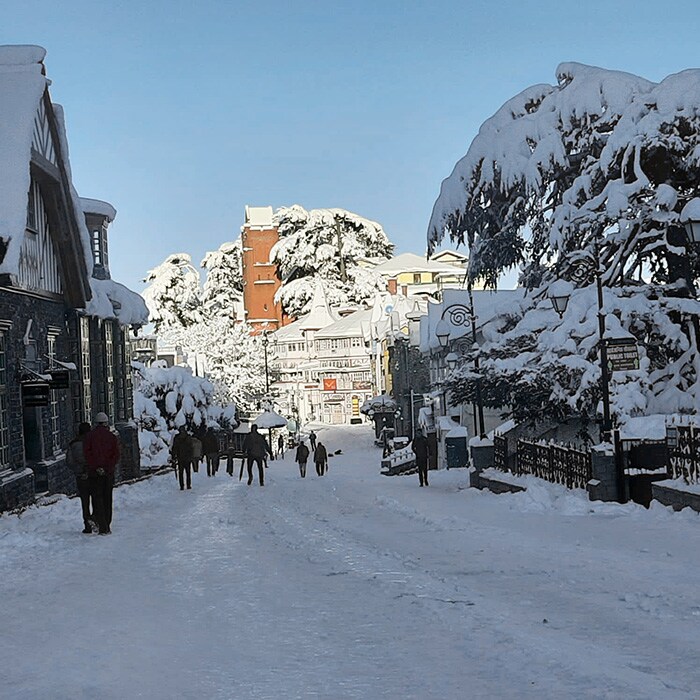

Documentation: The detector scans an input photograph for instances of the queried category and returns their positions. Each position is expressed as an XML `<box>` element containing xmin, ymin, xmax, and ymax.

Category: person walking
<box><xmin>83</xmin><ymin>412</ymin><xmax>120</xmax><ymax>535</ymax></box>
<box><xmin>191</xmin><ymin>433</ymin><xmax>202</xmax><ymax>473</ymax></box>
<box><xmin>242</xmin><ymin>425</ymin><xmax>272</xmax><ymax>486</ymax></box>
<box><xmin>309</xmin><ymin>430</ymin><xmax>317</xmax><ymax>452</ymax></box>
<box><xmin>67</xmin><ymin>422</ymin><xmax>94</xmax><ymax>533</ymax></box>
<box><xmin>295</xmin><ymin>440</ymin><xmax>310</xmax><ymax>478</ymax></box>
<box><xmin>171</xmin><ymin>426</ymin><xmax>194</xmax><ymax>491</ymax></box>
<box><xmin>202</xmin><ymin>427</ymin><xmax>220</xmax><ymax>477</ymax></box>
<box><xmin>411</xmin><ymin>429</ymin><xmax>429</xmax><ymax>487</ymax></box>
<box><xmin>277</xmin><ymin>433</ymin><xmax>285</xmax><ymax>459</ymax></box>
<box><xmin>314</xmin><ymin>441</ymin><xmax>328</xmax><ymax>476</ymax></box>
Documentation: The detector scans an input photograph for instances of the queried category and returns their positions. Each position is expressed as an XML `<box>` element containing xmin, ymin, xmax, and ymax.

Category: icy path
<box><xmin>2</xmin><ymin>424</ymin><xmax>700</xmax><ymax>699</ymax></box>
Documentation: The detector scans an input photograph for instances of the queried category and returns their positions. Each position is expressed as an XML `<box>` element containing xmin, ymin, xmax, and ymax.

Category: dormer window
<box><xmin>91</xmin><ymin>223</ymin><xmax>108</xmax><ymax>268</ymax></box>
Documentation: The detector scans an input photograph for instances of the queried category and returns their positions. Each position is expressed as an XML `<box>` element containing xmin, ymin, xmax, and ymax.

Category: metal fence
<box><xmin>515</xmin><ymin>439</ymin><xmax>592</xmax><ymax>490</ymax></box>
<box><xmin>667</xmin><ymin>425</ymin><xmax>700</xmax><ymax>484</ymax></box>
<box><xmin>493</xmin><ymin>434</ymin><xmax>508</xmax><ymax>472</ymax></box>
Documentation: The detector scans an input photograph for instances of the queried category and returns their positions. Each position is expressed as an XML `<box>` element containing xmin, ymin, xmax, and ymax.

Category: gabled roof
<box><xmin>298</xmin><ymin>281</ymin><xmax>339</xmax><ymax>331</ymax></box>
<box><xmin>314</xmin><ymin>308</ymin><xmax>373</xmax><ymax>339</ymax></box>
<box><xmin>373</xmin><ymin>252</ymin><xmax>461</xmax><ymax>276</ymax></box>
<box><xmin>0</xmin><ymin>45</ymin><xmax>49</xmax><ymax>277</ymax></box>
<box><xmin>0</xmin><ymin>45</ymin><xmax>148</xmax><ymax>326</ymax></box>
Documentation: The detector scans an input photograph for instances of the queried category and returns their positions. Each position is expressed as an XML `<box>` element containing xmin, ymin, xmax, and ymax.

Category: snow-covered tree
<box><xmin>143</xmin><ymin>254</ymin><xmax>203</xmax><ymax>332</ymax></box>
<box><xmin>132</xmin><ymin>362</ymin><xmax>237</xmax><ymax>467</ymax></box>
<box><xmin>271</xmin><ymin>205</ymin><xmax>394</xmax><ymax>316</ymax></box>
<box><xmin>160</xmin><ymin>318</ymin><xmax>267</xmax><ymax>409</ymax></box>
<box><xmin>143</xmin><ymin>247</ymin><xmax>267</xmax><ymax>407</ymax></box>
<box><xmin>429</xmin><ymin>63</ymin><xmax>700</xmax><ymax>426</ymax></box>
<box><xmin>201</xmin><ymin>240</ymin><xmax>243</xmax><ymax>319</ymax></box>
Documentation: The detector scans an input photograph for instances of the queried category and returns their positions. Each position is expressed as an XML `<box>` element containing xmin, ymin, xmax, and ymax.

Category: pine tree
<box><xmin>429</xmin><ymin>63</ymin><xmax>700</xmax><ymax>424</ymax></box>
<box><xmin>272</xmin><ymin>205</ymin><xmax>394</xmax><ymax>316</ymax></box>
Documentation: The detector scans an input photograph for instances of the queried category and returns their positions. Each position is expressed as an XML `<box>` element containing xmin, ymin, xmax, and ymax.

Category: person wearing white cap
<box><xmin>84</xmin><ymin>412</ymin><xmax>120</xmax><ymax>534</ymax></box>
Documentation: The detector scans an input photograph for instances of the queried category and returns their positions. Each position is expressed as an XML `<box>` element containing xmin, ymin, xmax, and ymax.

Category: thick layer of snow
<box><xmin>2</xmin><ymin>424</ymin><xmax>700</xmax><ymax>698</ymax></box>
<box><xmin>0</xmin><ymin>46</ymin><xmax>47</xmax><ymax>278</ymax></box>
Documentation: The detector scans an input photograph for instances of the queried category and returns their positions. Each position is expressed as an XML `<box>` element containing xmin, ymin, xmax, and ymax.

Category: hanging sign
<box><xmin>22</xmin><ymin>381</ymin><xmax>50</xmax><ymax>407</ymax></box>
<box><xmin>322</xmin><ymin>378</ymin><xmax>337</xmax><ymax>392</ymax></box>
<box><xmin>49</xmin><ymin>369</ymin><xmax>70</xmax><ymax>389</ymax></box>
<box><xmin>606</xmin><ymin>338</ymin><xmax>640</xmax><ymax>372</ymax></box>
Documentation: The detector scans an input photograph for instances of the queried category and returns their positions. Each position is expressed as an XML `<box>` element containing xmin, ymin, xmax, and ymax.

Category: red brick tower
<box><xmin>241</xmin><ymin>206</ymin><xmax>286</xmax><ymax>333</ymax></box>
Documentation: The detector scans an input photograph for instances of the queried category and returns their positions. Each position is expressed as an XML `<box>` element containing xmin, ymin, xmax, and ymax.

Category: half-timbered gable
<box><xmin>0</xmin><ymin>45</ymin><xmax>149</xmax><ymax>511</ymax></box>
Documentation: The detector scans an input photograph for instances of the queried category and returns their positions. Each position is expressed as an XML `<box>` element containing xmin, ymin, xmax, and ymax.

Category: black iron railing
<box><xmin>493</xmin><ymin>434</ymin><xmax>508</xmax><ymax>472</ymax></box>
<box><xmin>515</xmin><ymin>439</ymin><xmax>592</xmax><ymax>490</ymax></box>
<box><xmin>667</xmin><ymin>425</ymin><xmax>700</xmax><ymax>484</ymax></box>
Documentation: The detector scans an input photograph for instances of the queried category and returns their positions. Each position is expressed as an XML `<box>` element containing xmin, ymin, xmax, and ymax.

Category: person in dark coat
<box><xmin>67</xmin><ymin>422</ymin><xmax>93</xmax><ymax>533</ymax></box>
<box><xmin>295</xmin><ymin>440</ymin><xmax>310</xmax><ymax>478</ymax></box>
<box><xmin>202</xmin><ymin>427</ymin><xmax>220</xmax><ymax>477</ymax></box>
<box><xmin>309</xmin><ymin>430</ymin><xmax>317</xmax><ymax>452</ymax></box>
<box><xmin>242</xmin><ymin>425</ymin><xmax>272</xmax><ymax>486</ymax></box>
<box><xmin>84</xmin><ymin>412</ymin><xmax>121</xmax><ymax>535</ymax></box>
<box><xmin>411</xmin><ymin>429</ymin><xmax>429</xmax><ymax>487</ymax></box>
<box><xmin>314</xmin><ymin>441</ymin><xmax>328</xmax><ymax>476</ymax></box>
<box><xmin>277</xmin><ymin>433</ymin><xmax>285</xmax><ymax>459</ymax></box>
<box><xmin>171</xmin><ymin>426</ymin><xmax>195</xmax><ymax>491</ymax></box>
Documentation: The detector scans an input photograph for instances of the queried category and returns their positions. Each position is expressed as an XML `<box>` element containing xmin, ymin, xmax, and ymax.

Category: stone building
<box><xmin>0</xmin><ymin>45</ymin><xmax>148</xmax><ymax>510</ymax></box>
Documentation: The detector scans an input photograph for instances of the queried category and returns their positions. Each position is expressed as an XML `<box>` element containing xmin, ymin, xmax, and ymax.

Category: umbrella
<box><xmin>253</xmin><ymin>410</ymin><xmax>288</xmax><ymax>429</ymax></box>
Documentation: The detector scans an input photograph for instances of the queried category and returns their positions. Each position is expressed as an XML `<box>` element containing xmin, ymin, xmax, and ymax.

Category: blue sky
<box><xmin>3</xmin><ymin>0</ymin><xmax>700</xmax><ymax>292</ymax></box>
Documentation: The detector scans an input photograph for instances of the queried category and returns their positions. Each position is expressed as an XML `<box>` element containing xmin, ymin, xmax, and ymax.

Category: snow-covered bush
<box><xmin>132</xmin><ymin>362</ymin><xmax>236</xmax><ymax>468</ymax></box>
<box><xmin>429</xmin><ymin>63</ymin><xmax>700</xmax><ymax>425</ymax></box>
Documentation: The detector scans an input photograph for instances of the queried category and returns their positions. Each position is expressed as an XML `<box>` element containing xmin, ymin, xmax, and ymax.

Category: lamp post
<box><xmin>261</xmin><ymin>331</ymin><xmax>270</xmax><ymax>395</ymax></box>
<box><xmin>435</xmin><ymin>293</ymin><xmax>486</xmax><ymax>437</ymax></box>
<box><xmin>548</xmin><ymin>238</ymin><xmax>613</xmax><ymax>441</ymax></box>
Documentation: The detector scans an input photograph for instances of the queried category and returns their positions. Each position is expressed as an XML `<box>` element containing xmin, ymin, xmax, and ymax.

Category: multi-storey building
<box><xmin>0</xmin><ymin>45</ymin><xmax>148</xmax><ymax>510</ymax></box>
<box><xmin>240</xmin><ymin>206</ymin><xmax>287</xmax><ymax>332</ymax></box>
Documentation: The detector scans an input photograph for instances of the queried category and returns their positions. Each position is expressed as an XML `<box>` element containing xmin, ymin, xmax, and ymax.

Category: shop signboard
<box><xmin>606</xmin><ymin>338</ymin><xmax>640</xmax><ymax>372</ymax></box>
<box><xmin>22</xmin><ymin>380</ymin><xmax>50</xmax><ymax>407</ymax></box>
<box><xmin>322</xmin><ymin>378</ymin><xmax>337</xmax><ymax>392</ymax></box>
<box><xmin>48</xmin><ymin>369</ymin><xmax>70</xmax><ymax>389</ymax></box>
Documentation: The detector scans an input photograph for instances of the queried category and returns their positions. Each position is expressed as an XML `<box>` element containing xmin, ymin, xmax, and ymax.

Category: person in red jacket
<box><xmin>84</xmin><ymin>412</ymin><xmax>121</xmax><ymax>535</ymax></box>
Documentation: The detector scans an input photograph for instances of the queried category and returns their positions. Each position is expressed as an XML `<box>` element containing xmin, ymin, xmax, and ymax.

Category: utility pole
<box><xmin>334</xmin><ymin>214</ymin><xmax>348</xmax><ymax>283</ymax></box>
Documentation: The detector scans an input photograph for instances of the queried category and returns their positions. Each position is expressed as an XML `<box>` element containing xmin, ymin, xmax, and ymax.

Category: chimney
<box><xmin>401</xmin><ymin>284</ymin><xmax>408</xmax><ymax>296</ymax></box>
<box><xmin>387</xmin><ymin>278</ymin><xmax>397</xmax><ymax>294</ymax></box>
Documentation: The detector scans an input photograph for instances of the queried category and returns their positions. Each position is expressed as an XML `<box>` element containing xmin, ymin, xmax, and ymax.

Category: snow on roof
<box><xmin>52</xmin><ymin>104</ymin><xmax>148</xmax><ymax>326</ymax></box>
<box><xmin>298</xmin><ymin>280</ymin><xmax>339</xmax><ymax>331</ymax></box>
<box><xmin>0</xmin><ymin>45</ymin><xmax>148</xmax><ymax>326</ymax></box>
<box><xmin>429</xmin><ymin>250</ymin><xmax>468</xmax><ymax>265</ymax></box>
<box><xmin>272</xmin><ymin>317</ymin><xmax>307</xmax><ymax>342</ymax></box>
<box><xmin>372</xmin><ymin>252</ymin><xmax>460</xmax><ymax>276</ymax></box>
<box><xmin>0</xmin><ymin>45</ymin><xmax>48</xmax><ymax>278</ymax></box>
<box><xmin>314</xmin><ymin>308</ymin><xmax>373</xmax><ymax>339</ymax></box>
<box><xmin>80</xmin><ymin>197</ymin><xmax>117</xmax><ymax>222</ymax></box>
<box><xmin>244</xmin><ymin>205</ymin><xmax>274</xmax><ymax>229</ymax></box>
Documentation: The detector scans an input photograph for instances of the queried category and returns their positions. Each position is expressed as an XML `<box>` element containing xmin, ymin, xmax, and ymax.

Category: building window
<box><xmin>48</xmin><ymin>335</ymin><xmax>61</xmax><ymax>454</ymax></box>
<box><xmin>0</xmin><ymin>333</ymin><xmax>9</xmax><ymax>467</ymax></box>
<box><xmin>80</xmin><ymin>317</ymin><xmax>91</xmax><ymax>421</ymax></box>
<box><xmin>104</xmin><ymin>322</ymin><xmax>115</xmax><ymax>421</ymax></box>
<box><xmin>91</xmin><ymin>224</ymin><xmax>109</xmax><ymax>269</ymax></box>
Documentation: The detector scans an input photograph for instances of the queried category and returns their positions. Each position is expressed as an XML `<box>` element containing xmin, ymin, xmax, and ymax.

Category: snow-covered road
<box><xmin>2</xmin><ymin>424</ymin><xmax>700</xmax><ymax>699</ymax></box>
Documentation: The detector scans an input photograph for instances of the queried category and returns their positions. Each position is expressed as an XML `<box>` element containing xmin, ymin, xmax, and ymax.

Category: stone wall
<box><xmin>0</xmin><ymin>468</ymin><xmax>35</xmax><ymax>511</ymax></box>
<box><xmin>652</xmin><ymin>483</ymin><xmax>700</xmax><ymax>513</ymax></box>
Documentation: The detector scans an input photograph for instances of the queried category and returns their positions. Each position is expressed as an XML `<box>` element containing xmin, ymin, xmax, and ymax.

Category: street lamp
<box><xmin>681</xmin><ymin>198</ymin><xmax>700</xmax><ymax>245</ymax></box>
<box><xmin>548</xmin><ymin>280</ymin><xmax>574</xmax><ymax>318</ymax></box>
<box><xmin>435</xmin><ymin>293</ymin><xmax>486</xmax><ymax>437</ymax></box>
